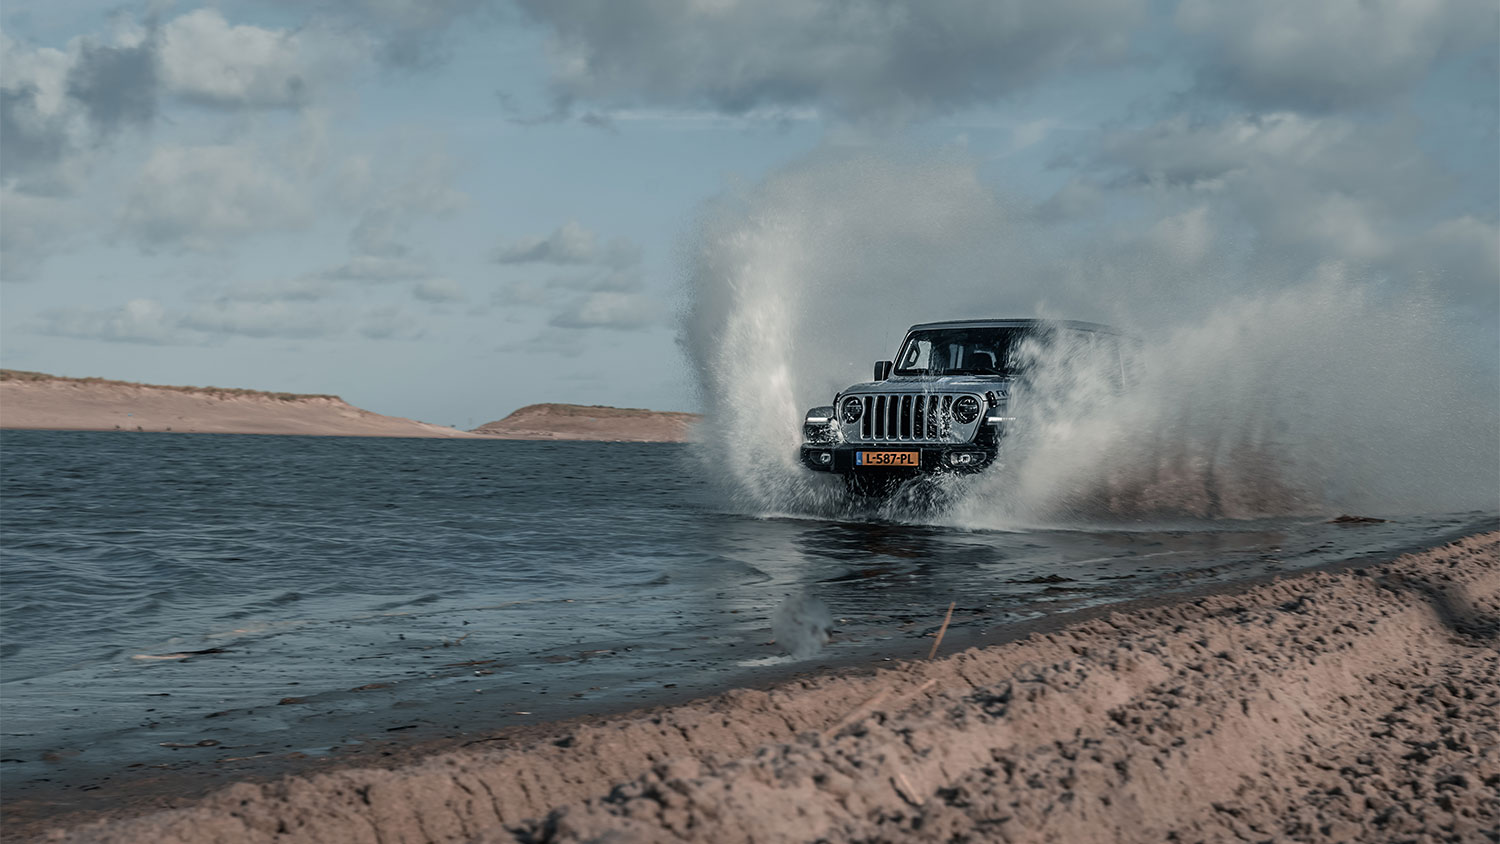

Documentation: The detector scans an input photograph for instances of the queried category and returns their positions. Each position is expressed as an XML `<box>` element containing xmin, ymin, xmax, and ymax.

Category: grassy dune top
<box><xmin>488</xmin><ymin>403</ymin><xmax>699</xmax><ymax>421</ymax></box>
<box><xmin>0</xmin><ymin>370</ymin><xmax>342</xmax><ymax>403</ymax></box>
<box><xmin>472</xmin><ymin>402</ymin><xmax>699</xmax><ymax>441</ymax></box>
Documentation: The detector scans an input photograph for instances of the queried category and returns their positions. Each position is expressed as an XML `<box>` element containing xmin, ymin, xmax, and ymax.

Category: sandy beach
<box><xmin>0</xmin><ymin>373</ymin><xmax>480</xmax><ymax>439</ymax></box>
<box><xmin>0</xmin><ymin>372</ymin><xmax>696</xmax><ymax>441</ymax></box>
<box><xmin>29</xmin><ymin>532</ymin><xmax>1496</xmax><ymax>843</ymax></box>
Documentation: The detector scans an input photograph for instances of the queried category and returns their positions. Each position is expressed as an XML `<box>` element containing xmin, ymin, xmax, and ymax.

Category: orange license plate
<box><xmin>856</xmin><ymin>451</ymin><xmax>919</xmax><ymax>467</ymax></box>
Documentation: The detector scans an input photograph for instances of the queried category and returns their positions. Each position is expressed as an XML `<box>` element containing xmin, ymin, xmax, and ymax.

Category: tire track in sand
<box><xmin>46</xmin><ymin>534</ymin><xmax>1499</xmax><ymax>843</ymax></box>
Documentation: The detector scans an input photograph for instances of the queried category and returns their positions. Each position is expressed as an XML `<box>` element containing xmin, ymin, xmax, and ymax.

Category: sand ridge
<box><xmin>0</xmin><ymin>372</ymin><xmax>696</xmax><ymax>441</ymax></box>
<box><xmin>471</xmin><ymin>403</ymin><xmax>699</xmax><ymax>442</ymax></box>
<box><xmin>0</xmin><ymin>373</ymin><xmax>480</xmax><ymax>439</ymax></box>
<box><xmin>39</xmin><ymin>533</ymin><xmax>1499</xmax><ymax>843</ymax></box>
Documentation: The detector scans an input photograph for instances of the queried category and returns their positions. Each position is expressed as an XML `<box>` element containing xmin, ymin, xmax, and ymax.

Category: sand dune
<box><xmin>0</xmin><ymin>371</ymin><xmax>478</xmax><ymax>439</ymax></box>
<box><xmin>0</xmin><ymin>371</ymin><xmax>695</xmax><ymax>441</ymax></box>
<box><xmin>41</xmin><ymin>533</ymin><xmax>1498</xmax><ymax>843</ymax></box>
<box><xmin>472</xmin><ymin>403</ymin><xmax>699</xmax><ymax>442</ymax></box>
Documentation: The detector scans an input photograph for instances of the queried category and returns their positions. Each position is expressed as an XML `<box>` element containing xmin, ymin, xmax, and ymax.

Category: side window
<box><xmin>899</xmin><ymin>339</ymin><xmax>930</xmax><ymax>371</ymax></box>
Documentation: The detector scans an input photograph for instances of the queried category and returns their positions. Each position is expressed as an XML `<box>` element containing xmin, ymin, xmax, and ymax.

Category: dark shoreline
<box><xmin>7</xmin><ymin>517</ymin><xmax>1493</xmax><ymax>837</ymax></box>
<box><xmin>0</xmin><ymin>426</ymin><xmax>690</xmax><ymax>442</ymax></box>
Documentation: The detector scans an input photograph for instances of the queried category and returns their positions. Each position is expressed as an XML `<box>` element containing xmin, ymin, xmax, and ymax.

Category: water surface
<box><xmin>2</xmin><ymin>430</ymin><xmax>1491</xmax><ymax>801</ymax></box>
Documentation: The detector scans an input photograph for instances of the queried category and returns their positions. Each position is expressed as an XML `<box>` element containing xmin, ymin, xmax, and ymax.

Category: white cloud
<box><xmin>159</xmin><ymin>9</ymin><xmax>368</xmax><ymax>109</ymax></box>
<box><xmin>2</xmin><ymin>6</ymin><xmax>362</xmax><ymax>197</ymax></box>
<box><xmin>347</xmin><ymin>150</ymin><xmax>466</xmax><ymax>258</ymax></box>
<box><xmin>0</xmin><ymin>35</ymin><xmax>74</xmax><ymax>134</ymax></box>
<box><xmin>1010</xmin><ymin>118</ymin><xmax>1059</xmax><ymax>152</ymax></box>
<box><xmin>1176</xmin><ymin>0</ymin><xmax>1498</xmax><ymax>111</ymax></box>
<box><xmin>575</xmin><ymin>105</ymin><xmax>822</xmax><ymax>129</ymax></box>
<box><xmin>108</xmin><ymin>127</ymin><xmax>466</xmax><ymax>265</ymax></box>
<box><xmin>263</xmin><ymin>0</ymin><xmax>495</xmax><ymax>68</ymax></box>
<box><xmin>2</xmin><ymin>12</ymin><xmax>373</xmax><ymax>269</ymax></box>
<box><xmin>116</xmin><ymin>144</ymin><xmax>314</xmax><ymax>252</ymax></box>
<box><xmin>492</xmin><ymin>219</ymin><xmax>596</xmax><ymax>264</ymax></box>
<box><xmin>38</xmin><ymin>297</ymin><xmax>343</xmax><ymax>344</ymax></box>
<box><xmin>491</xmin><ymin>220</ymin><xmax>640</xmax><ymax>269</ymax></box>
<box><xmin>1</xmin><ymin>32</ymin><xmax>103</xmax><ymax>194</ymax></box>
<box><xmin>0</xmin><ymin>187</ymin><xmax>85</xmax><ymax>281</ymax></box>
<box><xmin>549</xmin><ymin>291</ymin><xmax>661</xmax><ymax>330</ymax></box>
<box><xmin>1071</xmin><ymin>111</ymin><xmax>1497</xmax><ymax>312</ymax></box>
<box><xmin>491</xmin><ymin>221</ymin><xmax>652</xmax><ymax>329</ymax></box>
<box><xmin>518</xmin><ymin>0</ymin><xmax>1146</xmax><ymax>122</ymax></box>
<box><xmin>1260</xmin><ymin>192</ymin><xmax>1390</xmax><ymax>264</ymax></box>
<box><xmin>40</xmin><ymin>298</ymin><xmax>191</xmax><ymax>344</ymax></box>
<box><xmin>1095</xmin><ymin>113</ymin><xmax>1446</xmax><ymax>211</ymax></box>
<box><xmin>1098</xmin><ymin>113</ymin><xmax>1350</xmax><ymax>187</ymax></box>
<box><xmin>1402</xmin><ymin>216</ymin><xmax>1500</xmax><ymax>313</ymax></box>
<box><xmin>179</xmin><ymin>300</ymin><xmax>342</xmax><ymax>338</ymax></box>
<box><xmin>544</xmin><ymin>268</ymin><xmax>642</xmax><ymax>292</ymax></box>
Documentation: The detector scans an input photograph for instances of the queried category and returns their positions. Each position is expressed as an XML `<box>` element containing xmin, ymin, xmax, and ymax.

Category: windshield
<box><xmin>893</xmin><ymin>327</ymin><xmax>1036</xmax><ymax>376</ymax></box>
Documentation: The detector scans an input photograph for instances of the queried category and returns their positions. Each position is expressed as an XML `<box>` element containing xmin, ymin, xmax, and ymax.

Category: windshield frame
<box><xmin>892</xmin><ymin>326</ymin><xmax>1038</xmax><ymax>377</ymax></box>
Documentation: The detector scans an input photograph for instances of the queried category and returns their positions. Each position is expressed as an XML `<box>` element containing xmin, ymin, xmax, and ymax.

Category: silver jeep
<box><xmin>799</xmin><ymin>319</ymin><xmax>1127</xmax><ymax>494</ymax></box>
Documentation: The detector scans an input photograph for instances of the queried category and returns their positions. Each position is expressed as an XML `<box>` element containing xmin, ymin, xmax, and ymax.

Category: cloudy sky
<box><xmin>2</xmin><ymin>0</ymin><xmax>1495</xmax><ymax>427</ymax></box>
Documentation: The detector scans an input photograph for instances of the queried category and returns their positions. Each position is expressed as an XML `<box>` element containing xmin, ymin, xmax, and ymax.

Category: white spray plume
<box><xmin>959</xmin><ymin>271</ymin><xmax>1498</xmax><ymax>526</ymax></box>
<box><xmin>680</xmin><ymin>150</ymin><xmax>1499</xmax><ymax>524</ymax></box>
<box><xmin>771</xmin><ymin>592</ymin><xmax>833</xmax><ymax>659</ymax></box>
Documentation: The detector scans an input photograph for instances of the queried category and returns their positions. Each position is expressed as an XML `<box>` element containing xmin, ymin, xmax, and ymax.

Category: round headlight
<box><xmin>840</xmin><ymin>397</ymin><xmax>864</xmax><ymax>423</ymax></box>
<box><xmin>952</xmin><ymin>395</ymin><xmax>981</xmax><ymax>424</ymax></box>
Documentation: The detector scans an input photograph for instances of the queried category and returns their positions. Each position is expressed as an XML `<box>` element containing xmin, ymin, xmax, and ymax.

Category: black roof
<box><xmin>905</xmin><ymin>318</ymin><xmax>1119</xmax><ymax>334</ymax></box>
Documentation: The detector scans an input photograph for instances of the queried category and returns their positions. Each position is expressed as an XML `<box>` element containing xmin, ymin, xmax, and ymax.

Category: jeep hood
<box><xmin>838</xmin><ymin>374</ymin><xmax>1015</xmax><ymax>395</ymax></box>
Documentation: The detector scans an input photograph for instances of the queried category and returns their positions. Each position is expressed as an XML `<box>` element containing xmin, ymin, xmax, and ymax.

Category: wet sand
<box><xmin>27</xmin><ymin>532</ymin><xmax>1498</xmax><ymax>843</ymax></box>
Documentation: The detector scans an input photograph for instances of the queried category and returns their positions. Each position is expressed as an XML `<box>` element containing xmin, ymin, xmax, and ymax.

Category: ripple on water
<box><xmin>0</xmin><ymin>431</ymin><xmax>1493</xmax><ymax>795</ymax></box>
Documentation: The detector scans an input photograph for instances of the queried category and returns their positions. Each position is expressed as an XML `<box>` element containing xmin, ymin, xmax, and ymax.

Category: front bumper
<box><xmin>799</xmin><ymin>442</ymin><xmax>997</xmax><ymax>474</ymax></box>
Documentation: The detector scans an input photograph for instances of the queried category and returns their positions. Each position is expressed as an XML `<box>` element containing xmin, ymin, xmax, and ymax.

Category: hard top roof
<box><xmin>905</xmin><ymin>318</ymin><xmax>1119</xmax><ymax>335</ymax></box>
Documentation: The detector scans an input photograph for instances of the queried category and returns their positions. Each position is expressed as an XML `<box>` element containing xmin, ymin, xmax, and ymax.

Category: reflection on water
<box><xmin>0</xmin><ymin>430</ymin><xmax>1492</xmax><ymax>797</ymax></box>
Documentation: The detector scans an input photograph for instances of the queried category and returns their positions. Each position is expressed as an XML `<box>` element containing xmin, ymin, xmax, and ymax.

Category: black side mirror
<box><xmin>874</xmin><ymin>360</ymin><xmax>893</xmax><ymax>381</ymax></box>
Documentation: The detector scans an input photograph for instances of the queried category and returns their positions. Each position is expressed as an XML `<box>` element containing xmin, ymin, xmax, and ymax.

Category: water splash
<box><xmin>680</xmin><ymin>151</ymin><xmax>1499</xmax><ymax>524</ymax></box>
<box><xmin>771</xmin><ymin>591</ymin><xmax>833</xmax><ymax>659</ymax></box>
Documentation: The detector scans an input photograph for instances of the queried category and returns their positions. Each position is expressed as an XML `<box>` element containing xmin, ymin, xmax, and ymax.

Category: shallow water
<box><xmin>1</xmin><ymin>431</ymin><xmax>1492</xmax><ymax>799</ymax></box>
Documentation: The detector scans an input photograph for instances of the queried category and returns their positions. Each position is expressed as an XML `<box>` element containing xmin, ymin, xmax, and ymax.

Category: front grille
<box><xmin>856</xmin><ymin>394</ymin><xmax>961</xmax><ymax>442</ymax></box>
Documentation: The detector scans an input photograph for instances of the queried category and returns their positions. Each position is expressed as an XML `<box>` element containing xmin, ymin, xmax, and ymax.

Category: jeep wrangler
<box><xmin>799</xmin><ymin>319</ymin><xmax>1127</xmax><ymax>494</ymax></box>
